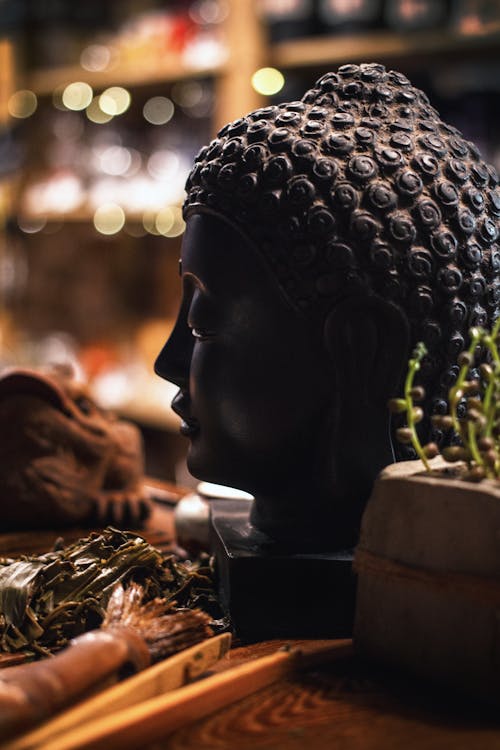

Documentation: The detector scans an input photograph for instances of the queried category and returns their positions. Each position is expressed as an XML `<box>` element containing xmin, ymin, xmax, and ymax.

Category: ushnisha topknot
<box><xmin>184</xmin><ymin>62</ymin><xmax>500</xmax><ymax>435</ymax></box>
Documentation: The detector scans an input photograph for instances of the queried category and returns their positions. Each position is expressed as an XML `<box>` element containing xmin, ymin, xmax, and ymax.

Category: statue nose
<box><xmin>154</xmin><ymin>318</ymin><xmax>192</xmax><ymax>389</ymax></box>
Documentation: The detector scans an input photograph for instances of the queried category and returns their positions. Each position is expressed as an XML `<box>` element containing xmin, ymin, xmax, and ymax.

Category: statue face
<box><xmin>155</xmin><ymin>213</ymin><xmax>333</xmax><ymax>497</ymax></box>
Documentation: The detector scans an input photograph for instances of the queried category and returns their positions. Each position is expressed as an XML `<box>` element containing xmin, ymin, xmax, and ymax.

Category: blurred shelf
<box><xmin>18</xmin><ymin>209</ymin><xmax>106</xmax><ymax>222</ymax></box>
<box><xmin>118</xmin><ymin>401</ymin><xmax>181</xmax><ymax>432</ymax></box>
<box><xmin>25</xmin><ymin>26</ymin><xmax>500</xmax><ymax>99</ymax></box>
<box><xmin>271</xmin><ymin>24</ymin><xmax>500</xmax><ymax>70</ymax></box>
<box><xmin>25</xmin><ymin>57</ymin><xmax>225</xmax><ymax>97</ymax></box>
<box><xmin>16</xmin><ymin>209</ymin><xmax>184</xmax><ymax>225</ymax></box>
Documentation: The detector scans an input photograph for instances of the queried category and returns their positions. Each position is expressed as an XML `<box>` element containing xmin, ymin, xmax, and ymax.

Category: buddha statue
<box><xmin>155</xmin><ymin>63</ymin><xmax>500</xmax><ymax>636</ymax></box>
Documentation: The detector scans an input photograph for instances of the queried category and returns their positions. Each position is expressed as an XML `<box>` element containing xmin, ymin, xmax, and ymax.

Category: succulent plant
<box><xmin>389</xmin><ymin>316</ymin><xmax>500</xmax><ymax>480</ymax></box>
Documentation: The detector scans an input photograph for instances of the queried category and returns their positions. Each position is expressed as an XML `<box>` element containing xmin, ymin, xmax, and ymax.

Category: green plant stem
<box><xmin>404</xmin><ymin>345</ymin><xmax>430</xmax><ymax>472</ymax></box>
<box><xmin>449</xmin><ymin>330</ymin><xmax>483</xmax><ymax>468</ymax></box>
<box><xmin>394</xmin><ymin>319</ymin><xmax>500</xmax><ymax>481</ymax></box>
<box><xmin>490</xmin><ymin>376</ymin><xmax>500</xmax><ymax>478</ymax></box>
<box><xmin>480</xmin><ymin>318</ymin><xmax>500</xmax><ymax>475</ymax></box>
<box><xmin>483</xmin><ymin>371</ymin><xmax>497</xmax><ymax>437</ymax></box>
<box><xmin>483</xmin><ymin>320</ymin><xmax>500</xmax><ymax>436</ymax></box>
<box><xmin>467</xmin><ymin>419</ymin><xmax>484</xmax><ymax>471</ymax></box>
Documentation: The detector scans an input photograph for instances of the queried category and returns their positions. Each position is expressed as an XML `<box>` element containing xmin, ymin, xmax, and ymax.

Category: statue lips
<box><xmin>171</xmin><ymin>389</ymin><xmax>199</xmax><ymax>438</ymax></box>
<box><xmin>179</xmin><ymin>418</ymin><xmax>199</xmax><ymax>438</ymax></box>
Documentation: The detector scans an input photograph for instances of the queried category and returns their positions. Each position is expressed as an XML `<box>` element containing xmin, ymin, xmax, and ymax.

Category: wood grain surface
<box><xmin>147</xmin><ymin>640</ymin><xmax>500</xmax><ymax>750</ymax></box>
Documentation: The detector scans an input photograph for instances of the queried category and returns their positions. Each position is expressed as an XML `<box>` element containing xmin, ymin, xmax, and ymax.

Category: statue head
<box><xmin>155</xmin><ymin>63</ymin><xmax>500</xmax><ymax>547</ymax></box>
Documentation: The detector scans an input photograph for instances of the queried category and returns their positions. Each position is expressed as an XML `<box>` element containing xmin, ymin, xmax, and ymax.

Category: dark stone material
<box><xmin>155</xmin><ymin>63</ymin><xmax>500</xmax><ymax>637</ymax></box>
<box><xmin>210</xmin><ymin>500</ymin><xmax>356</xmax><ymax>641</ymax></box>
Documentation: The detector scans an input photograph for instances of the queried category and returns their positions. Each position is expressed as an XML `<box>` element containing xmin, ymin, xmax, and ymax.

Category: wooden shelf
<box><xmin>26</xmin><ymin>57</ymin><xmax>225</xmax><ymax>97</ymax></box>
<box><xmin>28</xmin><ymin>26</ymin><xmax>500</xmax><ymax>99</ymax></box>
<box><xmin>271</xmin><ymin>24</ymin><xmax>500</xmax><ymax>70</ymax></box>
<box><xmin>23</xmin><ymin>0</ymin><xmax>265</xmax><ymax>129</ymax></box>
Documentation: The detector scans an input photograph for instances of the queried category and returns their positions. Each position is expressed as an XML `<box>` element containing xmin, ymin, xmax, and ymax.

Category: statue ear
<box><xmin>323</xmin><ymin>295</ymin><xmax>410</xmax><ymax>407</ymax></box>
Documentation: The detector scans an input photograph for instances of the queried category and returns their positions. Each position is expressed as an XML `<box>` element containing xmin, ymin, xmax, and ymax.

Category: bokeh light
<box><xmin>156</xmin><ymin>206</ymin><xmax>185</xmax><ymax>237</ymax></box>
<box><xmin>124</xmin><ymin>148</ymin><xmax>142</xmax><ymax>177</ymax></box>
<box><xmin>147</xmin><ymin>150</ymin><xmax>179</xmax><ymax>181</ymax></box>
<box><xmin>99</xmin><ymin>146</ymin><xmax>132</xmax><ymax>176</ymax></box>
<box><xmin>23</xmin><ymin>174</ymin><xmax>84</xmax><ymax>215</ymax></box>
<box><xmin>17</xmin><ymin>215</ymin><xmax>46</xmax><ymax>233</ymax></box>
<box><xmin>99</xmin><ymin>87</ymin><xmax>131</xmax><ymax>116</ymax></box>
<box><xmin>86</xmin><ymin>96</ymin><xmax>114</xmax><ymax>124</ymax></box>
<box><xmin>143</xmin><ymin>96</ymin><xmax>175</xmax><ymax>125</ymax></box>
<box><xmin>251</xmin><ymin>67</ymin><xmax>285</xmax><ymax>96</ymax></box>
<box><xmin>143</xmin><ymin>210</ymin><xmax>160</xmax><ymax>235</ymax></box>
<box><xmin>93</xmin><ymin>203</ymin><xmax>125</xmax><ymax>234</ymax></box>
<box><xmin>80</xmin><ymin>44</ymin><xmax>112</xmax><ymax>72</ymax></box>
<box><xmin>171</xmin><ymin>80</ymin><xmax>204</xmax><ymax>108</ymax></box>
<box><xmin>124</xmin><ymin>222</ymin><xmax>147</xmax><ymax>238</ymax></box>
<box><xmin>8</xmin><ymin>90</ymin><xmax>37</xmax><ymax>118</ymax></box>
<box><xmin>189</xmin><ymin>0</ymin><xmax>229</xmax><ymax>24</ymax></box>
<box><xmin>62</xmin><ymin>82</ymin><xmax>94</xmax><ymax>111</ymax></box>
<box><xmin>52</xmin><ymin>85</ymin><xmax>67</xmax><ymax>111</ymax></box>
<box><xmin>171</xmin><ymin>80</ymin><xmax>214</xmax><ymax>118</ymax></box>
<box><xmin>155</xmin><ymin>207</ymin><xmax>175</xmax><ymax>235</ymax></box>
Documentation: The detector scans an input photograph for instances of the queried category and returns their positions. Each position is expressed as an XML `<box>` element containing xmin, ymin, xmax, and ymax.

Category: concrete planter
<box><xmin>354</xmin><ymin>456</ymin><xmax>500</xmax><ymax>703</ymax></box>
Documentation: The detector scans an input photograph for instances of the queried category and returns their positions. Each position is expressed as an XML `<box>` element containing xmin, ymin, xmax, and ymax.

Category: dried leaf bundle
<box><xmin>0</xmin><ymin>527</ymin><xmax>223</xmax><ymax>657</ymax></box>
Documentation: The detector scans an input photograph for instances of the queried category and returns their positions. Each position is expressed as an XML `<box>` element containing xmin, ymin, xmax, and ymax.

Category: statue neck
<box><xmin>248</xmin><ymin>409</ymin><xmax>395</xmax><ymax>551</ymax></box>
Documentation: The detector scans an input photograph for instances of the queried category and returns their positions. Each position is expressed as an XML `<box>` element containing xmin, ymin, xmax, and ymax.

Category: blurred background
<box><xmin>0</xmin><ymin>0</ymin><xmax>499</xmax><ymax>484</ymax></box>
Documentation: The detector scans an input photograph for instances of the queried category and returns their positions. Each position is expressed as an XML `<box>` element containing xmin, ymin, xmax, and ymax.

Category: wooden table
<box><xmin>152</xmin><ymin>640</ymin><xmax>500</xmax><ymax>750</ymax></box>
<box><xmin>1</xmin><ymin>497</ymin><xmax>500</xmax><ymax>750</ymax></box>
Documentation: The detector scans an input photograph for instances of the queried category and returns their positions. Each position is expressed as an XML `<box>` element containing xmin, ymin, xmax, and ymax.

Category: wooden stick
<box><xmin>19</xmin><ymin>639</ymin><xmax>353</xmax><ymax>750</ymax></box>
<box><xmin>0</xmin><ymin>583</ymin><xmax>213</xmax><ymax>741</ymax></box>
<box><xmin>6</xmin><ymin>633</ymin><xmax>231</xmax><ymax>750</ymax></box>
<box><xmin>0</xmin><ymin>626</ymin><xmax>150</xmax><ymax>740</ymax></box>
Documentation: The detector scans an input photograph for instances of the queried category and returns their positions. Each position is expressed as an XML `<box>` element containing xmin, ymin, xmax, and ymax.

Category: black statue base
<box><xmin>210</xmin><ymin>499</ymin><xmax>356</xmax><ymax>641</ymax></box>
